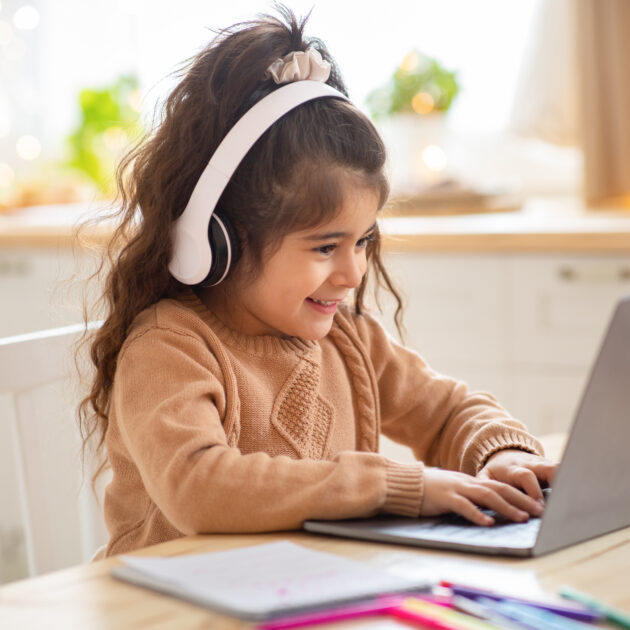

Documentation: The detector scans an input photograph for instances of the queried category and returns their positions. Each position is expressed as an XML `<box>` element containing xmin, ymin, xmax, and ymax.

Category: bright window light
<box><xmin>13</xmin><ymin>5</ymin><xmax>40</xmax><ymax>31</ymax></box>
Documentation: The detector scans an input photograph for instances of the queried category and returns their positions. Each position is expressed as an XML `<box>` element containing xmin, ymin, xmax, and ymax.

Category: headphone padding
<box><xmin>203</xmin><ymin>212</ymin><xmax>238</xmax><ymax>286</ymax></box>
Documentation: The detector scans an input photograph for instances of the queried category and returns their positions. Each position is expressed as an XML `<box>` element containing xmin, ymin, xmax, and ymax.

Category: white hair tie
<box><xmin>265</xmin><ymin>47</ymin><xmax>331</xmax><ymax>84</ymax></box>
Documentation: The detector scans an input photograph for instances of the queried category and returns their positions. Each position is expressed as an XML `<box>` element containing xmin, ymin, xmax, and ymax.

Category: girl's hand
<box><xmin>477</xmin><ymin>449</ymin><xmax>557</xmax><ymax>502</ymax></box>
<box><xmin>421</xmin><ymin>467</ymin><xmax>545</xmax><ymax>526</ymax></box>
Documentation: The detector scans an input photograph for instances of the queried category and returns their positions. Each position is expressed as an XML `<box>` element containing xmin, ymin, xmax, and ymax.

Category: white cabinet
<box><xmin>0</xmin><ymin>247</ymin><xmax>98</xmax><ymax>337</ymax></box>
<box><xmin>377</xmin><ymin>252</ymin><xmax>630</xmax><ymax>462</ymax></box>
<box><xmin>384</xmin><ymin>253</ymin><xmax>508</xmax><ymax>368</ymax></box>
<box><xmin>507</xmin><ymin>255</ymin><xmax>630</xmax><ymax>369</ymax></box>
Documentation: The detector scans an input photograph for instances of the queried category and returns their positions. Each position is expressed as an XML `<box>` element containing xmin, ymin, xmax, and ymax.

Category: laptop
<box><xmin>304</xmin><ymin>296</ymin><xmax>630</xmax><ymax>557</ymax></box>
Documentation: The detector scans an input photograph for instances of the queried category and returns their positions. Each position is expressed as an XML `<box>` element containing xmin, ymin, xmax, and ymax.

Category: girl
<box><xmin>81</xmin><ymin>6</ymin><xmax>556</xmax><ymax>558</ymax></box>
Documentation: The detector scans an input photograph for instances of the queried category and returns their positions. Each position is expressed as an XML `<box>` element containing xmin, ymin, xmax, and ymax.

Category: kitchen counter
<box><xmin>380</xmin><ymin>196</ymin><xmax>630</xmax><ymax>252</ymax></box>
<box><xmin>1</xmin><ymin>196</ymin><xmax>630</xmax><ymax>252</ymax></box>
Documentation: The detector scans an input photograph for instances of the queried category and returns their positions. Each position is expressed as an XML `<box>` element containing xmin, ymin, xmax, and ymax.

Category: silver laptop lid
<box><xmin>534</xmin><ymin>296</ymin><xmax>630</xmax><ymax>555</ymax></box>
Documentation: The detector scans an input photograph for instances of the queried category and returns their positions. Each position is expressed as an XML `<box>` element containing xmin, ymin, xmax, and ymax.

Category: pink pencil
<box><xmin>256</xmin><ymin>594</ymin><xmax>451</xmax><ymax>630</ymax></box>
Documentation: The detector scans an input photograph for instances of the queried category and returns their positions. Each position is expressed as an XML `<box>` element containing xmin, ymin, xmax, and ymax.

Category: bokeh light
<box><xmin>411</xmin><ymin>92</ymin><xmax>435</xmax><ymax>115</ymax></box>
<box><xmin>399</xmin><ymin>50</ymin><xmax>420</xmax><ymax>74</ymax></box>
<box><xmin>13</xmin><ymin>5</ymin><xmax>40</xmax><ymax>30</ymax></box>
<box><xmin>422</xmin><ymin>144</ymin><xmax>447</xmax><ymax>172</ymax></box>
<box><xmin>16</xmin><ymin>135</ymin><xmax>42</xmax><ymax>160</ymax></box>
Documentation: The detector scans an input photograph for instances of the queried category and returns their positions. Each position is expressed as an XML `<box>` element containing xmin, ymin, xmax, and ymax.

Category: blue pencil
<box><xmin>440</xmin><ymin>581</ymin><xmax>601</xmax><ymax>622</ymax></box>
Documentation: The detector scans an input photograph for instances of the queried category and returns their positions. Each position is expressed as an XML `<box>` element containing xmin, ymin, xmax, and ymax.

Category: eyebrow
<box><xmin>302</xmin><ymin>222</ymin><xmax>377</xmax><ymax>241</ymax></box>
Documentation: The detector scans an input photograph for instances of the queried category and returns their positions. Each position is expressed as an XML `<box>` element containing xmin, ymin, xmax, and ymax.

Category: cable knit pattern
<box><xmin>271</xmin><ymin>355</ymin><xmax>334</xmax><ymax>459</ymax></box>
<box><xmin>326</xmin><ymin>319</ymin><xmax>380</xmax><ymax>453</ymax></box>
<box><xmin>98</xmin><ymin>291</ymin><xmax>544</xmax><ymax>557</ymax></box>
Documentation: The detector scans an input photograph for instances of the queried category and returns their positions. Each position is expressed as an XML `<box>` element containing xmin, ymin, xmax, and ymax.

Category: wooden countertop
<box><xmin>380</xmin><ymin>196</ymin><xmax>630</xmax><ymax>253</ymax></box>
<box><xmin>1</xmin><ymin>196</ymin><xmax>630</xmax><ymax>253</ymax></box>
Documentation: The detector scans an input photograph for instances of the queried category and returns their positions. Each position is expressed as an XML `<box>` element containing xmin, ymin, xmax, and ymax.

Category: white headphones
<box><xmin>168</xmin><ymin>80</ymin><xmax>348</xmax><ymax>286</ymax></box>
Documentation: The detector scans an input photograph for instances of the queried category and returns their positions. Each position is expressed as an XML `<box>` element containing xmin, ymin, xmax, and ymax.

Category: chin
<box><xmin>298</xmin><ymin>322</ymin><xmax>334</xmax><ymax>341</ymax></box>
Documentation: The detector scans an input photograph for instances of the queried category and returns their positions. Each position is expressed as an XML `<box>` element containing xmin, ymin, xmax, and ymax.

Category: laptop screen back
<box><xmin>534</xmin><ymin>297</ymin><xmax>630</xmax><ymax>555</ymax></box>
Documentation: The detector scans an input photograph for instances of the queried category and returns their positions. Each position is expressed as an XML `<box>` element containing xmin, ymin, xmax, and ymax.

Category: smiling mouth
<box><xmin>307</xmin><ymin>298</ymin><xmax>339</xmax><ymax>306</ymax></box>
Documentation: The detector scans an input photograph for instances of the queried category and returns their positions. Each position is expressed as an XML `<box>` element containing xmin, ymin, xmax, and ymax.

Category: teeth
<box><xmin>311</xmin><ymin>298</ymin><xmax>335</xmax><ymax>306</ymax></box>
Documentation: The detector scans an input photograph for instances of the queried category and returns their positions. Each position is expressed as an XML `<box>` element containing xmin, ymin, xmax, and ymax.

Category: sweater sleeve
<box><xmin>110</xmin><ymin>324</ymin><xmax>424</xmax><ymax>535</ymax></box>
<box><xmin>349</xmin><ymin>312</ymin><xmax>544</xmax><ymax>474</ymax></box>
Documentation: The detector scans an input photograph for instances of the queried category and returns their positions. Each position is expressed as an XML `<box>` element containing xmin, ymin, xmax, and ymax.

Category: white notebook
<box><xmin>111</xmin><ymin>541</ymin><xmax>430</xmax><ymax>620</ymax></box>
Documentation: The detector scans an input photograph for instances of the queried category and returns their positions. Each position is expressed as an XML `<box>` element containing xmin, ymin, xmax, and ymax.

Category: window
<box><xmin>0</xmin><ymin>0</ymin><xmax>581</xmax><ymax>206</ymax></box>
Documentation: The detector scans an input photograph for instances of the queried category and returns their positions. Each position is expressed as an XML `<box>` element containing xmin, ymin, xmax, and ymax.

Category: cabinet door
<box><xmin>502</xmin><ymin>369</ymin><xmax>588</xmax><ymax>437</ymax></box>
<box><xmin>380</xmin><ymin>252</ymin><xmax>508</xmax><ymax>369</ymax></box>
<box><xmin>0</xmin><ymin>248</ymin><xmax>98</xmax><ymax>337</ymax></box>
<box><xmin>507</xmin><ymin>255</ymin><xmax>630</xmax><ymax>368</ymax></box>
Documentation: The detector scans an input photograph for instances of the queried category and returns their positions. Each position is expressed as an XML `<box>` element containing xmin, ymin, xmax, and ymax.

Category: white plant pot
<box><xmin>376</xmin><ymin>113</ymin><xmax>449</xmax><ymax>193</ymax></box>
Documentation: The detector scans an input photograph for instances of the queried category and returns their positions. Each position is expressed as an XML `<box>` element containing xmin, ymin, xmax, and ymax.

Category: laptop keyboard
<box><xmin>425</xmin><ymin>513</ymin><xmax>541</xmax><ymax>547</ymax></box>
<box><xmin>412</xmin><ymin>488</ymin><xmax>550</xmax><ymax>548</ymax></box>
<box><xmin>376</xmin><ymin>488</ymin><xmax>552</xmax><ymax>549</ymax></box>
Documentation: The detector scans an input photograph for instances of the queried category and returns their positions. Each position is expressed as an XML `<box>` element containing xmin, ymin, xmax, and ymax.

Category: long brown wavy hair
<box><xmin>78</xmin><ymin>5</ymin><xmax>405</xmax><ymax>482</ymax></box>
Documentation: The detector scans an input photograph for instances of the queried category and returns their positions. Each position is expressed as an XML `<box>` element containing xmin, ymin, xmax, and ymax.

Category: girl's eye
<box><xmin>357</xmin><ymin>232</ymin><xmax>376</xmax><ymax>249</ymax></box>
<box><xmin>313</xmin><ymin>232</ymin><xmax>375</xmax><ymax>256</ymax></box>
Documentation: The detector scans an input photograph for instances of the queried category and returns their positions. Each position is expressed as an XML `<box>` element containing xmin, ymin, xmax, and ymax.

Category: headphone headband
<box><xmin>169</xmin><ymin>80</ymin><xmax>348</xmax><ymax>285</ymax></box>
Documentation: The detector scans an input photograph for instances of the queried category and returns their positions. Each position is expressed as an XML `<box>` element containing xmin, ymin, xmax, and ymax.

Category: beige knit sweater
<box><xmin>99</xmin><ymin>290</ymin><xmax>542</xmax><ymax>557</ymax></box>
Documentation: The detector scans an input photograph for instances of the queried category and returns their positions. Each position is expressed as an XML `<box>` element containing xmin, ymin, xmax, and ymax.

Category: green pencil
<box><xmin>560</xmin><ymin>585</ymin><xmax>630</xmax><ymax>630</ymax></box>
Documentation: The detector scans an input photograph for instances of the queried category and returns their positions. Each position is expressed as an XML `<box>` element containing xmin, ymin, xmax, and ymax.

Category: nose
<box><xmin>332</xmin><ymin>249</ymin><xmax>367</xmax><ymax>289</ymax></box>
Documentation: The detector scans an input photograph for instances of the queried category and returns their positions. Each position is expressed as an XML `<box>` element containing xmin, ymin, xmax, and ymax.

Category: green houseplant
<box><xmin>64</xmin><ymin>74</ymin><xmax>144</xmax><ymax>198</ymax></box>
<box><xmin>366</xmin><ymin>51</ymin><xmax>460</xmax><ymax>191</ymax></box>
<box><xmin>367</xmin><ymin>50</ymin><xmax>459</xmax><ymax>119</ymax></box>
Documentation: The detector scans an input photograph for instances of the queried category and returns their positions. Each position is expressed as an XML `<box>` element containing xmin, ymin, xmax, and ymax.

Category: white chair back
<box><xmin>0</xmin><ymin>322</ymin><xmax>108</xmax><ymax>582</ymax></box>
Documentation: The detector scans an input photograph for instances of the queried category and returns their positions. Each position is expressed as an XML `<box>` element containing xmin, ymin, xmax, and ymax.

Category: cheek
<box><xmin>297</xmin><ymin>263</ymin><xmax>329</xmax><ymax>289</ymax></box>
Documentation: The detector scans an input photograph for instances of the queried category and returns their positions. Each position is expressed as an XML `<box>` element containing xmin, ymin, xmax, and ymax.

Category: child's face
<box><xmin>229</xmin><ymin>185</ymin><xmax>380</xmax><ymax>340</ymax></box>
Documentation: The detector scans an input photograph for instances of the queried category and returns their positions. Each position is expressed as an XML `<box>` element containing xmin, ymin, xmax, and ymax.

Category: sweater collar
<box><xmin>176</xmin><ymin>289</ymin><xmax>317</xmax><ymax>356</ymax></box>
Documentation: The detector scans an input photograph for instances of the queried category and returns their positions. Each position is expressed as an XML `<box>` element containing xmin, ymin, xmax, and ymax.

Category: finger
<box><xmin>450</xmin><ymin>495</ymin><xmax>495</xmax><ymax>527</ymax></box>
<box><xmin>487</xmin><ymin>480</ymin><xmax>545</xmax><ymax>517</ymax></box>
<box><xmin>510</xmin><ymin>467</ymin><xmax>544</xmax><ymax>502</ymax></box>
<box><xmin>533</xmin><ymin>460</ymin><xmax>557</xmax><ymax>486</ymax></box>
<box><xmin>465</xmin><ymin>484</ymin><xmax>531</xmax><ymax>523</ymax></box>
<box><xmin>476</xmin><ymin>468</ymin><xmax>491</xmax><ymax>481</ymax></box>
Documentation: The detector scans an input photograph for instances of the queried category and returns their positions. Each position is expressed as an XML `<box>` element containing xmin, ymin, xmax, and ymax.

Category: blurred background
<box><xmin>1</xmin><ymin>0</ymin><xmax>630</xmax><ymax>464</ymax></box>
<box><xmin>0</xmin><ymin>0</ymin><xmax>587</xmax><ymax>209</ymax></box>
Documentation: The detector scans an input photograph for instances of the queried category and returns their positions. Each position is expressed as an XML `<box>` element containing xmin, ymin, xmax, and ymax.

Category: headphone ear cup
<box><xmin>202</xmin><ymin>211</ymin><xmax>240</xmax><ymax>287</ymax></box>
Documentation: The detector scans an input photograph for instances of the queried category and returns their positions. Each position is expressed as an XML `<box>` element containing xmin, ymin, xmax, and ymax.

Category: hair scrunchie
<box><xmin>265</xmin><ymin>47</ymin><xmax>331</xmax><ymax>84</ymax></box>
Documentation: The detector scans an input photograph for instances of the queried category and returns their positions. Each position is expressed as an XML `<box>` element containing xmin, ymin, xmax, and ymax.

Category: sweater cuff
<box><xmin>469</xmin><ymin>431</ymin><xmax>545</xmax><ymax>475</ymax></box>
<box><xmin>382</xmin><ymin>460</ymin><xmax>425</xmax><ymax>517</ymax></box>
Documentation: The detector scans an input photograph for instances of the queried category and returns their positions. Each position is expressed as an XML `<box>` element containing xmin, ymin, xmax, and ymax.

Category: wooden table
<box><xmin>1</xmin><ymin>528</ymin><xmax>629</xmax><ymax>629</ymax></box>
<box><xmin>1</xmin><ymin>436</ymin><xmax>628</xmax><ymax>629</ymax></box>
